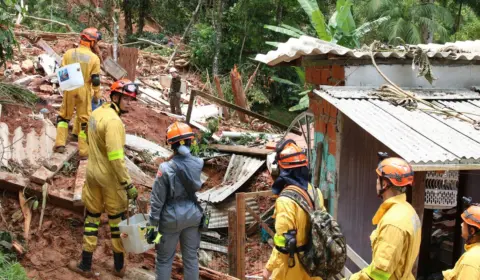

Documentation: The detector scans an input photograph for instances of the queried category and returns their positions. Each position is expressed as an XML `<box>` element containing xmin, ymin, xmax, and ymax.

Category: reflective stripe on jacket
<box><xmin>266</xmin><ymin>184</ymin><xmax>324</xmax><ymax>280</ymax></box>
<box><xmin>87</xmin><ymin>103</ymin><xmax>131</xmax><ymax>188</ymax></box>
<box><xmin>349</xmin><ymin>193</ymin><xmax>421</xmax><ymax>280</ymax></box>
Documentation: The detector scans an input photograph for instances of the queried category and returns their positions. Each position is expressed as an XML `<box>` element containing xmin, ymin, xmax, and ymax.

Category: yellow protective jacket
<box><xmin>86</xmin><ymin>103</ymin><xmax>131</xmax><ymax>188</ymax></box>
<box><xmin>266</xmin><ymin>184</ymin><xmax>325</xmax><ymax>280</ymax></box>
<box><xmin>443</xmin><ymin>242</ymin><xmax>480</xmax><ymax>280</ymax></box>
<box><xmin>62</xmin><ymin>45</ymin><xmax>101</xmax><ymax>101</ymax></box>
<box><xmin>349</xmin><ymin>194</ymin><xmax>421</xmax><ymax>280</ymax></box>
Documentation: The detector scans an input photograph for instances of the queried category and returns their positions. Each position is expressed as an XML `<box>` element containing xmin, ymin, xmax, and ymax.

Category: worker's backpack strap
<box><xmin>280</xmin><ymin>185</ymin><xmax>314</xmax><ymax>215</ymax></box>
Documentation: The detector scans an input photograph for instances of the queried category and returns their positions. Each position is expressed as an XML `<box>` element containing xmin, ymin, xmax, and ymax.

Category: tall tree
<box><xmin>123</xmin><ymin>0</ymin><xmax>133</xmax><ymax>39</ymax></box>
<box><xmin>212</xmin><ymin>0</ymin><xmax>224</xmax><ymax>76</ymax></box>
<box><xmin>136</xmin><ymin>0</ymin><xmax>150</xmax><ymax>36</ymax></box>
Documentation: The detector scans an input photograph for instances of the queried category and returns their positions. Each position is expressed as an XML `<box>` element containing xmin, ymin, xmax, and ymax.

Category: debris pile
<box><xmin>0</xmin><ymin>27</ymin><xmax>312</xmax><ymax>280</ymax></box>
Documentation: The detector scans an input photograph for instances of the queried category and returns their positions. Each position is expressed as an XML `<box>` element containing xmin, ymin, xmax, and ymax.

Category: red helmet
<box><xmin>81</xmin><ymin>27</ymin><xmax>102</xmax><ymax>43</ymax></box>
<box><xmin>110</xmin><ymin>78</ymin><xmax>138</xmax><ymax>99</ymax></box>
<box><xmin>166</xmin><ymin>122</ymin><xmax>195</xmax><ymax>145</ymax></box>
<box><xmin>276</xmin><ymin>140</ymin><xmax>308</xmax><ymax>169</ymax></box>
<box><xmin>376</xmin><ymin>157</ymin><xmax>414</xmax><ymax>187</ymax></box>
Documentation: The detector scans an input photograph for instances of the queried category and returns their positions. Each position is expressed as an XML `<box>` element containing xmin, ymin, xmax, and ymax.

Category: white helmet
<box><xmin>169</xmin><ymin>67</ymin><xmax>178</xmax><ymax>74</ymax></box>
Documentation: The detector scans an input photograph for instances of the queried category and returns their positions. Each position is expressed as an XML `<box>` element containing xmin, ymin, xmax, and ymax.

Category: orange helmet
<box><xmin>462</xmin><ymin>205</ymin><xmax>480</xmax><ymax>230</ymax></box>
<box><xmin>110</xmin><ymin>78</ymin><xmax>138</xmax><ymax>99</ymax></box>
<box><xmin>166</xmin><ymin>122</ymin><xmax>195</xmax><ymax>145</ymax></box>
<box><xmin>81</xmin><ymin>27</ymin><xmax>102</xmax><ymax>43</ymax></box>
<box><xmin>276</xmin><ymin>140</ymin><xmax>308</xmax><ymax>169</ymax></box>
<box><xmin>376</xmin><ymin>157</ymin><xmax>414</xmax><ymax>187</ymax></box>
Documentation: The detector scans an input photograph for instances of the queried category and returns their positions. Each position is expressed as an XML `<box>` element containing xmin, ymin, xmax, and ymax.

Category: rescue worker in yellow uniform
<box><xmin>55</xmin><ymin>27</ymin><xmax>102</xmax><ymax>158</ymax></box>
<box><xmin>68</xmin><ymin>79</ymin><xmax>139</xmax><ymax>278</ymax></box>
<box><xmin>263</xmin><ymin>140</ymin><xmax>325</xmax><ymax>280</ymax></box>
<box><xmin>347</xmin><ymin>154</ymin><xmax>421</xmax><ymax>280</ymax></box>
<box><xmin>442</xmin><ymin>198</ymin><xmax>480</xmax><ymax>279</ymax></box>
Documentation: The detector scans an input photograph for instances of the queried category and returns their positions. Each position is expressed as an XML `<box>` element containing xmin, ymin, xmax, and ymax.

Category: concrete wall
<box><xmin>345</xmin><ymin>64</ymin><xmax>480</xmax><ymax>88</ymax></box>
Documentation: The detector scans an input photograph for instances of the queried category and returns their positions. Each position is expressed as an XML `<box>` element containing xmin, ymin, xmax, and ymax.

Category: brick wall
<box><xmin>305</xmin><ymin>65</ymin><xmax>345</xmax><ymax>86</ymax></box>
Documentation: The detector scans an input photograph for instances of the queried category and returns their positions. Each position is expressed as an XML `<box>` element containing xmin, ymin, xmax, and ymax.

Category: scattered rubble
<box><xmin>0</xmin><ymin>26</ymin><xmax>314</xmax><ymax>280</ymax></box>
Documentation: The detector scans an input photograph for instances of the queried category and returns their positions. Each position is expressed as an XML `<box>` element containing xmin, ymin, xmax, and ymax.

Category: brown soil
<box><xmin>0</xmin><ymin>195</ymin><xmax>155</xmax><ymax>280</ymax></box>
<box><xmin>122</xmin><ymin>102</ymin><xmax>173</xmax><ymax>146</ymax></box>
<box><xmin>201</xmin><ymin>158</ymin><xmax>229</xmax><ymax>191</ymax></box>
<box><xmin>0</xmin><ymin>104</ymin><xmax>45</xmax><ymax>135</ymax></box>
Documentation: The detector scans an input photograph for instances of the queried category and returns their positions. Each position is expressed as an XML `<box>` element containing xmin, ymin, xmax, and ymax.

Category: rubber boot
<box><xmin>78</xmin><ymin>123</ymin><xmax>88</xmax><ymax>159</ymax></box>
<box><xmin>68</xmin><ymin>251</ymin><xmax>94</xmax><ymax>278</ymax></box>
<box><xmin>54</xmin><ymin>120</ymin><xmax>69</xmax><ymax>153</ymax></box>
<box><xmin>112</xmin><ymin>252</ymin><xmax>125</xmax><ymax>277</ymax></box>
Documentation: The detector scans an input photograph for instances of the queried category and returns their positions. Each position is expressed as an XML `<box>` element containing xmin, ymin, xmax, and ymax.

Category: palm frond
<box><xmin>289</xmin><ymin>95</ymin><xmax>309</xmax><ymax>111</ymax></box>
<box><xmin>271</xmin><ymin>76</ymin><xmax>302</xmax><ymax>88</ymax></box>
<box><xmin>367</xmin><ymin>0</ymin><xmax>389</xmax><ymax>18</ymax></box>
<box><xmin>280</xmin><ymin>24</ymin><xmax>306</xmax><ymax>36</ymax></box>
<box><xmin>264</xmin><ymin>25</ymin><xmax>304</xmax><ymax>38</ymax></box>
<box><xmin>265</xmin><ymin>41</ymin><xmax>280</xmax><ymax>48</ymax></box>
<box><xmin>311</xmin><ymin>9</ymin><xmax>332</xmax><ymax>41</ymax></box>
<box><xmin>293</xmin><ymin>66</ymin><xmax>306</xmax><ymax>85</ymax></box>
<box><xmin>297</xmin><ymin>0</ymin><xmax>319</xmax><ymax>18</ymax></box>
<box><xmin>388</xmin><ymin>17</ymin><xmax>407</xmax><ymax>43</ymax></box>
<box><xmin>404</xmin><ymin>22</ymin><xmax>422</xmax><ymax>44</ymax></box>
<box><xmin>335</xmin><ymin>0</ymin><xmax>356</xmax><ymax>34</ymax></box>
<box><xmin>354</xmin><ymin>16</ymin><xmax>390</xmax><ymax>37</ymax></box>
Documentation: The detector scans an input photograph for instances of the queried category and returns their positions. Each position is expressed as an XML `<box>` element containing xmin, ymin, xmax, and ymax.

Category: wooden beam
<box><xmin>189</xmin><ymin>90</ymin><xmax>302</xmax><ymax>134</ymax></box>
<box><xmin>411</xmin><ymin>171</ymin><xmax>426</xmax><ymax>277</ymax></box>
<box><xmin>243</xmin><ymin>190</ymin><xmax>273</xmax><ymax>199</ymax></box>
<box><xmin>210</xmin><ymin>144</ymin><xmax>272</xmax><ymax>157</ymax></box>
<box><xmin>186</xmin><ymin>90</ymin><xmax>196</xmax><ymax>124</ymax></box>
<box><xmin>346</xmin><ymin>245</ymin><xmax>368</xmax><ymax>269</ymax></box>
<box><xmin>214</xmin><ymin>75</ymin><xmax>229</xmax><ymax>119</ymax></box>
<box><xmin>30</xmin><ymin>144</ymin><xmax>77</xmax><ymax>185</ymax></box>
<box><xmin>0</xmin><ymin>172</ymin><xmax>84</xmax><ymax>213</ymax></box>
<box><xmin>73</xmin><ymin>160</ymin><xmax>88</xmax><ymax>206</ymax></box>
<box><xmin>236</xmin><ymin>193</ymin><xmax>246</xmax><ymax>280</ymax></box>
<box><xmin>245</xmin><ymin>204</ymin><xmax>274</xmax><ymax>238</ymax></box>
<box><xmin>228</xmin><ymin>209</ymin><xmax>237</xmax><ymax>277</ymax></box>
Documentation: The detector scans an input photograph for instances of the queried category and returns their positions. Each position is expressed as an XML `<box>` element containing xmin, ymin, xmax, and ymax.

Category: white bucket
<box><xmin>119</xmin><ymin>214</ymin><xmax>154</xmax><ymax>254</ymax></box>
<box><xmin>56</xmin><ymin>63</ymin><xmax>84</xmax><ymax>91</ymax></box>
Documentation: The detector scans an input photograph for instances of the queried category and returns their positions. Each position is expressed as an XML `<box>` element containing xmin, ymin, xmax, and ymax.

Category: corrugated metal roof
<box><xmin>198</xmin><ymin>154</ymin><xmax>265</xmax><ymax>203</ymax></box>
<box><xmin>321</xmin><ymin>86</ymin><xmax>480</xmax><ymax>100</ymax></box>
<box><xmin>255</xmin><ymin>36</ymin><xmax>480</xmax><ymax>66</ymax></box>
<box><xmin>314</xmin><ymin>87</ymin><xmax>480</xmax><ymax>167</ymax></box>
<box><xmin>204</xmin><ymin>198</ymin><xmax>260</xmax><ymax>229</ymax></box>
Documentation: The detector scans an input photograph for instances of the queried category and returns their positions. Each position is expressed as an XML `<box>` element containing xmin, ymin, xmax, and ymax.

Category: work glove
<box><xmin>125</xmin><ymin>184</ymin><xmax>138</xmax><ymax>200</ymax></box>
<box><xmin>145</xmin><ymin>224</ymin><xmax>162</xmax><ymax>244</ymax></box>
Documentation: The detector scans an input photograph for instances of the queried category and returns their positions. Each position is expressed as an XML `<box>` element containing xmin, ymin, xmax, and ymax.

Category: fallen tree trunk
<box><xmin>19</xmin><ymin>192</ymin><xmax>32</xmax><ymax>241</ymax></box>
<box><xmin>230</xmin><ymin>65</ymin><xmax>248</xmax><ymax>123</ymax></box>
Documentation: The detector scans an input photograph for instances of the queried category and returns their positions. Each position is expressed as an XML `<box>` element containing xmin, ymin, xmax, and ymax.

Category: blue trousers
<box><xmin>155</xmin><ymin>226</ymin><xmax>200</xmax><ymax>280</ymax></box>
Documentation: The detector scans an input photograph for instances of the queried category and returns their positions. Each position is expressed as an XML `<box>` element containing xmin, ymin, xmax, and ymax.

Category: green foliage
<box><xmin>207</xmin><ymin>117</ymin><xmax>220</xmax><ymax>134</ymax></box>
<box><xmin>0</xmin><ymin>252</ymin><xmax>29</xmax><ymax>280</ymax></box>
<box><xmin>358</xmin><ymin>0</ymin><xmax>454</xmax><ymax>44</ymax></box>
<box><xmin>0</xmin><ymin>0</ymin><xmax>21</xmax><ymax>67</ymax></box>
<box><xmin>190</xmin><ymin>23</ymin><xmax>216</xmax><ymax>72</ymax></box>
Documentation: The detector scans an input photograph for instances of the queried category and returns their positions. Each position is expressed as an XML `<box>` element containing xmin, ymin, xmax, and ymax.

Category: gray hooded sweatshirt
<box><xmin>149</xmin><ymin>151</ymin><xmax>204</xmax><ymax>233</ymax></box>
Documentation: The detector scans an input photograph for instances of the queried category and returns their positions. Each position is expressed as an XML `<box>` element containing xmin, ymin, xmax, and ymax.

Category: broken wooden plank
<box><xmin>230</xmin><ymin>66</ymin><xmax>248</xmax><ymax>122</ymax></box>
<box><xmin>0</xmin><ymin>172</ymin><xmax>84</xmax><ymax>213</ymax></box>
<box><xmin>125</xmin><ymin>157</ymin><xmax>155</xmax><ymax>188</ymax></box>
<box><xmin>214</xmin><ymin>75</ymin><xmax>229</xmax><ymax>119</ymax></box>
<box><xmin>188</xmin><ymin>90</ymin><xmax>301</xmax><ymax>134</ymax></box>
<box><xmin>210</xmin><ymin>144</ymin><xmax>272</xmax><ymax>157</ymax></box>
<box><xmin>36</xmin><ymin>39</ymin><xmax>62</xmax><ymax>65</ymax></box>
<box><xmin>200</xmin><ymin>241</ymin><xmax>228</xmax><ymax>254</ymax></box>
<box><xmin>138</xmin><ymin>85</ymin><xmax>170</xmax><ymax>106</ymax></box>
<box><xmin>73</xmin><ymin>160</ymin><xmax>87</xmax><ymax>206</ymax></box>
<box><xmin>125</xmin><ymin>268</ymin><xmax>156</xmax><ymax>280</ymax></box>
<box><xmin>245</xmin><ymin>204</ymin><xmax>274</xmax><ymax>238</ymax></box>
<box><xmin>125</xmin><ymin>134</ymin><xmax>172</xmax><ymax>158</ymax></box>
<box><xmin>30</xmin><ymin>144</ymin><xmax>77</xmax><ymax>185</ymax></box>
<box><xmin>103</xmin><ymin>57</ymin><xmax>128</xmax><ymax>80</ymax></box>
<box><xmin>19</xmin><ymin>192</ymin><xmax>32</xmax><ymax>241</ymax></box>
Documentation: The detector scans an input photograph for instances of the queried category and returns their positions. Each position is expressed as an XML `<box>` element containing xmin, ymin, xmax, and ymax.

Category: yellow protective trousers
<box><xmin>55</xmin><ymin>87</ymin><xmax>92</xmax><ymax>157</ymax></box>
<box><xmin>81</xmin><ymin>173</ymin><xmax>128</xmax><ymax>254</ymax></box>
